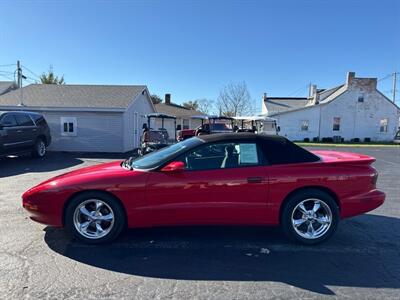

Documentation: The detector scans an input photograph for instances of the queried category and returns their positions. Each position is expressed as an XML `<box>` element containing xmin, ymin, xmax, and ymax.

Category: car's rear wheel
<box><xmin>31</xmin><ymin>138</ymin><xmax>46</xmax><ymax>158</ymax></box>
<box><xmin>65</xmin><ymin>192</ymin><xmax>126</xmax><ymax>244</ymax></box>
<box><xmin>281</xmin><ymin>189</ymin><xmax>339</xmax><ymax>245</ymax></box>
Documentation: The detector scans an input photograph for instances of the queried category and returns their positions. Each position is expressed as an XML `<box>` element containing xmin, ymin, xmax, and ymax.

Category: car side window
<box><xmin>31</xmin><ymin>114</ymin><xmax>47</xmax><ymax>126</ymax></box>
<box><xmin>15</xmin><ymin>114</ymin><xmax>35</xmax><ymax>126</ymax></box>
<box><xmin>0</xmin><ymin>114</ymin><xmax>18</xmax><ymax>127</ymax></box>
<box><xmin>179</xmin><ymin>142</ymin><xmax>261</xmax><ymax>171</ymax></box>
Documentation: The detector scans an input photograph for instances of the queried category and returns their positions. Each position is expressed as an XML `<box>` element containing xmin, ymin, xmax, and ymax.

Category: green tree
<box><xmin>182</xmin><ymin>100</ymin><xmax>199</xmax><ymax>110</ymax></box>
<box><xmin>150</xmin><ymin>94</ymin><xmax>162</xmax><ymax>104</ymax></box>
<box><xmin>40</xmin><ymin>67</ymin><xmax>65</xmax><ymax>84</ymax></box>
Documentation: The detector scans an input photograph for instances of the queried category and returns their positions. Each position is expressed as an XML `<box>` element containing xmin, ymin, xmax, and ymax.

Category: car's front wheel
<box><xmin>65</xmin><ymin>192</ymin><xmax>126</xmax><ymax>244</ymax></box>
<box><xmin>281</xmin><ymin>189</ymin><xmax>339</xmax><ymax>245</ymax></box>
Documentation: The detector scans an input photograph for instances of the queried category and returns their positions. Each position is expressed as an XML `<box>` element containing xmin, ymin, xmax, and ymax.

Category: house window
<box><xmin>182</xmin><ymin>119</ymin><xmax>190</xmax><ymax>129</ymax></box>
<box><xmin>380</xmin><ymin>118</ymin><xmax>388</xmax><ymax>133</ymax></box>
<box><xmin>333</xmin><ymin>117</ymin><xmax>341</xmax><ymax>131</ymax></box>
<box><xmin>61</xmin><ymin>117</ymin><xmax>77</xmax><ymax>136</ymax></box>
<box><xmin>301</xmin><ymin>120</ymin><xmax>309</xmax><ymax>131</ymax></box>
<box><xmin>358</xmin><ymin>93</ymin><xmax>364</xmax><ymax>102</ymax></box>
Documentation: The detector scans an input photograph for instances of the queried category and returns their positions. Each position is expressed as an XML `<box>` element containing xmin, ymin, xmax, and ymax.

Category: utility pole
<box><xmin>393</xmin><ymin>71</ymin><xmax>397</xmax><ymax>104</ymax></box>
<box><xmin>17</xmin><ymin>60</ymin><xmax>22</xmax><ymax>88</ymax></box>
<box><xmin>16</xmin><ymin>60</ymin><xmax>26</xmax><ymax>106</ymax></box>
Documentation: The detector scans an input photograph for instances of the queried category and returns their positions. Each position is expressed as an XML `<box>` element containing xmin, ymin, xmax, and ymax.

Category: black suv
<box><xmin>0</xmin><ymin>111</ymin><xmax>52</xmax><ymax>158</ymax></box>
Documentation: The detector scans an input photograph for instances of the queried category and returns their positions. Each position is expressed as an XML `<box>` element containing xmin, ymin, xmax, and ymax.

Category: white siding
<box><xmin>275</xmin><ymin>106</ymin><xmax>321</xmax><ymax>140</ymax></box>
<box><xmin>275</xmin><ymin>83</ymin><xmax>400</xmax><ymax>142</ymax></box>
<box><xmin>123</xmin><ymin>91</ymin><xmax>155</xmax><ymax>151</ymax></box>
<box><xmin>42</xmin><ymin>111</ymin><xmax>124</xmax><ymax>152</ymax></box>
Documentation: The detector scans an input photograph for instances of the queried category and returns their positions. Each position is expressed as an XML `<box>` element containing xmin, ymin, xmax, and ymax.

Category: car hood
<box><xmin>28</xmin><ymin>161</ymin><xmax>141</xmax><ymax>192</ymax></box>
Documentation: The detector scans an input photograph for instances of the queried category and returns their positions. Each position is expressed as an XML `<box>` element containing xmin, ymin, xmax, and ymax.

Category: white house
<box><xmin>0</xmin><ymin>84</ymin><xmax>155</xmax><ymax>152</ymax></box>
<box><xmin>262</xmin><ymin>72</ymin><xmax>400</xmax><ymax>142</ymax></box>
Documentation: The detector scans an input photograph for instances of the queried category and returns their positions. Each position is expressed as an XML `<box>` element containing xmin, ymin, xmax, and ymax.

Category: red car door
<box><xmin>144</xmin><ymin>141</ymin><xmax>270</xmax><ymax>226</ymax></box>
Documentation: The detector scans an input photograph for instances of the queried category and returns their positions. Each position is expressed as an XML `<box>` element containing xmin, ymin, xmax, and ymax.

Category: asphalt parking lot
<box><xmin>0</xmin><ymin>146</ymin><xmax>399</xmax><ymax>299</ymax></box>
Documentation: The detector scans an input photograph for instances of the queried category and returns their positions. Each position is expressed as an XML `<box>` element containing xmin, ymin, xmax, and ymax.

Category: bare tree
<box><xmin>217</xmin><ymin>81</ymin><xmax>253</xmax><ymax>117</ymax></box>
<box><xmin>196</xmin><ymin>98</ymin><xmax>214</xmax><ymax>115</ymax></box>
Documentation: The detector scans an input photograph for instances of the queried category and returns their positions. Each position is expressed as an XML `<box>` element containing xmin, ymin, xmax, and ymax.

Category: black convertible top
<box><xmin>197</xmin><ymin>133</ymin><xmax>320</xmax><ymax>164</ymax></box>
<box><xmin>197</xmin><ymin>132</ymin><xmax>284</xmax><ymax>143</ymax></box>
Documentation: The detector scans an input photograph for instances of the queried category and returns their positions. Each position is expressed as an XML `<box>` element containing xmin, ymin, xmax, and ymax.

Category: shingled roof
<box><xmin>264</xmin><ymin>97</ymin><xmax>309</xmax><ymax>115</ymax></box>
<box><xmin>0</xmin><ymin>84</ymin><xmax>147</xmax><ymax>109</ymax></box>
<box><xmin>155</xmin><ymin>102</ymin><xmax>206</xmax><ymax>118</ymax></box>
<box><xmin>263</xmin><ymin>85</ymin><xmax>345</xmax><ymax>116</ymax></box>
<box><xmin>0</xmin><ymin>81</ymin><xmax>17</xmax><ymax>96</ymax></box>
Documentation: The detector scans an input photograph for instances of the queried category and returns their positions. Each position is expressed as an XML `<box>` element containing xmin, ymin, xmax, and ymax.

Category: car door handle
<box><xmin>247</xmin><ymin>177</ymin><xmax>264</xmax><ymax>183</ymax></box>
<box><xmin>17</xmin><ymin>130</ymin><xmax>23</xmax><ymax>133</ymax></box>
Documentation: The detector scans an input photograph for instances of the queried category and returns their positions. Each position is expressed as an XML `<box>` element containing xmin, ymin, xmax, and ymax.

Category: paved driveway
<box><xmin>0</xmin><ymin>147</ymin><xmax>399</xmax><ymax>299</ymax></box>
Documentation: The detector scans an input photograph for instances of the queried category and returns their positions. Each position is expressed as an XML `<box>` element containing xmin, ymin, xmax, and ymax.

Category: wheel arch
<box><xmin>278</xmin><ymin>186</ymin><xmax>340</xmax><ymax>224</ymax></box>
<box><xmin>62</xmin><ymin>189</ymin><xmax>128</xmax><ymax>227</ymax></box>
<box><xmin>36</xmin><ymin>134</ymin><xmax>48</xmax><ymax>146</ymax></box>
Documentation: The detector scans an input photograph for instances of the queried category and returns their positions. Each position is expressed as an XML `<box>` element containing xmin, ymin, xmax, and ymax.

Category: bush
<box><xmin>322</xmin><ymin>137</ymin><xmax>333</xmax><ymax>143</ymax></box>
<box><xmin>303</xmin><ymin>138</ymin><xmax>310</xmax><ymax>142</ymax></box>
<box><xmin>313</xmin><ymin>137</ymin><xmax>319</xmax><ymax>142</ymax></box>
<box><xmin>364</xmin><ymin>138</ymin><xmax>371</xmax><ymax>142</ymax></box>
<box><xmin>351</xmin><ymin>138</ymin><xmax>360</xmax><ymax>143</ymax></box>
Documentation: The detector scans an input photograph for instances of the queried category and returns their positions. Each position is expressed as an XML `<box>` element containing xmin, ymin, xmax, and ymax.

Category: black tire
<box><xmin>281</xmin><ymin>189</ymin><xmax>339</xmax><ymax>245</ymax></box>
<box><xmin>31</xmin><ymin>138</ymin><xmax>46</xmax><ymax>158</ymax></box>
<box><xmin>65</xmin><ymin>192</ymin><xmax>126</xmax><ymax>244</ymax></box>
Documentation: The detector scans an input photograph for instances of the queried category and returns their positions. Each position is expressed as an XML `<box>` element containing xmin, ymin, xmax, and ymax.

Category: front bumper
<box><xmin>22</xmin><ymin>187</ymin><xmax>65</xmax><ymax>227</ymax></box>
<box><xmin>341</xmin><ymin>189</ymin><xmax>385</xmax><ymax>219</ymax></box>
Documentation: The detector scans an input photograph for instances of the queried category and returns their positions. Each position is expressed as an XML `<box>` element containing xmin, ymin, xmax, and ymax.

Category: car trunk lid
<box><xmin>311</xmin><ymin>150</ymin><xmax>376</xmax><ymax>165</ymax></box>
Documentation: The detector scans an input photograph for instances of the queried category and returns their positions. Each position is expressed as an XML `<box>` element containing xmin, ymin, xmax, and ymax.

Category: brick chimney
<box><xmin>262</xmin><ymin>92</ymin><xmax>267</xmax><ymax>101</ymax></box>
<box><xmin>310</xmin><ymin>84</ymin><xmax>317</xmax><ymax>98</ymax></box>
<box><xmin>310</xmin><ymin>84</ymin><xmax>319</xmax><ymax>105</ymax></box>
<box><xmin>165</xmin><ymin>93</ymin><xmax>171</xmax><ymax>104</ymax></box>
<box><xmin>346</xmin><ymin>72</ymin><xmax>355</xmax><ymax>86</ymax></box>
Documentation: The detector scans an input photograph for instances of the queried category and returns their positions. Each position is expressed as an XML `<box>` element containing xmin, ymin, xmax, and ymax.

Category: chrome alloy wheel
<box><xmin>73</xmin><ymin>199</ymin><xmax>115</xmax><ymax>239</ymax></box>
<box><xmin>37</xmin><ymin>140</ymin><xmax>46</xmax><ymax>156</ymax></box>
<box><xmin>291</xmin><ymin>198</ymin><xmax>332</xmax><ymax>240</ymax></box>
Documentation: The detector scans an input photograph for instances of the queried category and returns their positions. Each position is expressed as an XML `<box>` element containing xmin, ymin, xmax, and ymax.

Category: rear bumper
<box><xmin>341</xmin><ymin>189</ymin><xmax>385</xmax><ymax>219</ymax></box>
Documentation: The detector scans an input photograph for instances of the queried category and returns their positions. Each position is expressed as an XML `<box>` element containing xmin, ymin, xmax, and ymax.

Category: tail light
<box><xmin>372</xmin><ymin>172</ymin><xmax>378</xmax><ymax>185</ymax></box>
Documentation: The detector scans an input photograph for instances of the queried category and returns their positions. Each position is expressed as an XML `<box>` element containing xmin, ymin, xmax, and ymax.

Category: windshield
<box><xmin>210</xmin><ymin>123</ymin><xmax>232</xmax><ymax>131</ymax></box>
<box><xmin>131</xmin><ymin>137</ymin><xmax>203</xmax><ymax>169</ymax></box>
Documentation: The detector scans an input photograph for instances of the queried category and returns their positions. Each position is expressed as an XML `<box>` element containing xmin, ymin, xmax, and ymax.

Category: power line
<box><xmin>22</xmin><ymin>65</ymin><xmax>41</xmax><ymax>79</ymax></box>
<box><xmin>0</xmin><ymin>73</ymin><xmax>14</xmax><ymax>81</ymax></box>
<box><xmin>0</xmin><ymin>63</ymin><xmax>16</xmax><ymax>67</ymax></box>
<box><xmin>378</xmin><ymin>74</ymin><xmax>392</xmax><ymax>82</ymax></box>
<box><xmin>287</xmin><ymin>83</ymin><xmax>309</xmax><ymax>97</ymax></box>
<box><xmin>24</xmin><ymin>75</ymin><xmax>39</xmax><ymax>83</ymax></box>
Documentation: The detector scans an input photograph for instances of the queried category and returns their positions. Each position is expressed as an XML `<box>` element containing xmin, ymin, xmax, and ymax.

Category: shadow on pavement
<box><xmin>44</xmin><ymin>214</ymin><xmax>400</xmax><ymax>295</ymax></box>
<box><xmin>0</xmin><ymin>151</ymin><xmax>130</xmax><ymax>178</ymax></box>
<box><xmin>0</xmin><ymin>152</ymin><xmax>84</xmax><ymax>177</ymax></box>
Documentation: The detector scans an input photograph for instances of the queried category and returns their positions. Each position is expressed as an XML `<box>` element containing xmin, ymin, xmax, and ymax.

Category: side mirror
<box><xmin>161</xmin><ymin>161</ymin><xmax>185</xmax><ymax>172</ymax></box>
<box><xmin>277</xmin><ymin>126</ymin><xmax>281</xmax><ymax>132</ymax></box>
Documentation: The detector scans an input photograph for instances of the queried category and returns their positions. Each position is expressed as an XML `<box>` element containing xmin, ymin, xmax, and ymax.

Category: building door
<box><xmin>133</xmin><ymin>112</ymin><xmax>139</xmax><ymax>148</ymax></box>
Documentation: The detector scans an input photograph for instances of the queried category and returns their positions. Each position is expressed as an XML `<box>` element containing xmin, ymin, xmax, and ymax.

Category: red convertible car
<box><xmin>22</xmin><ymin>133</ymin><xmax>385</xmax><ymax>245</ymax></box>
